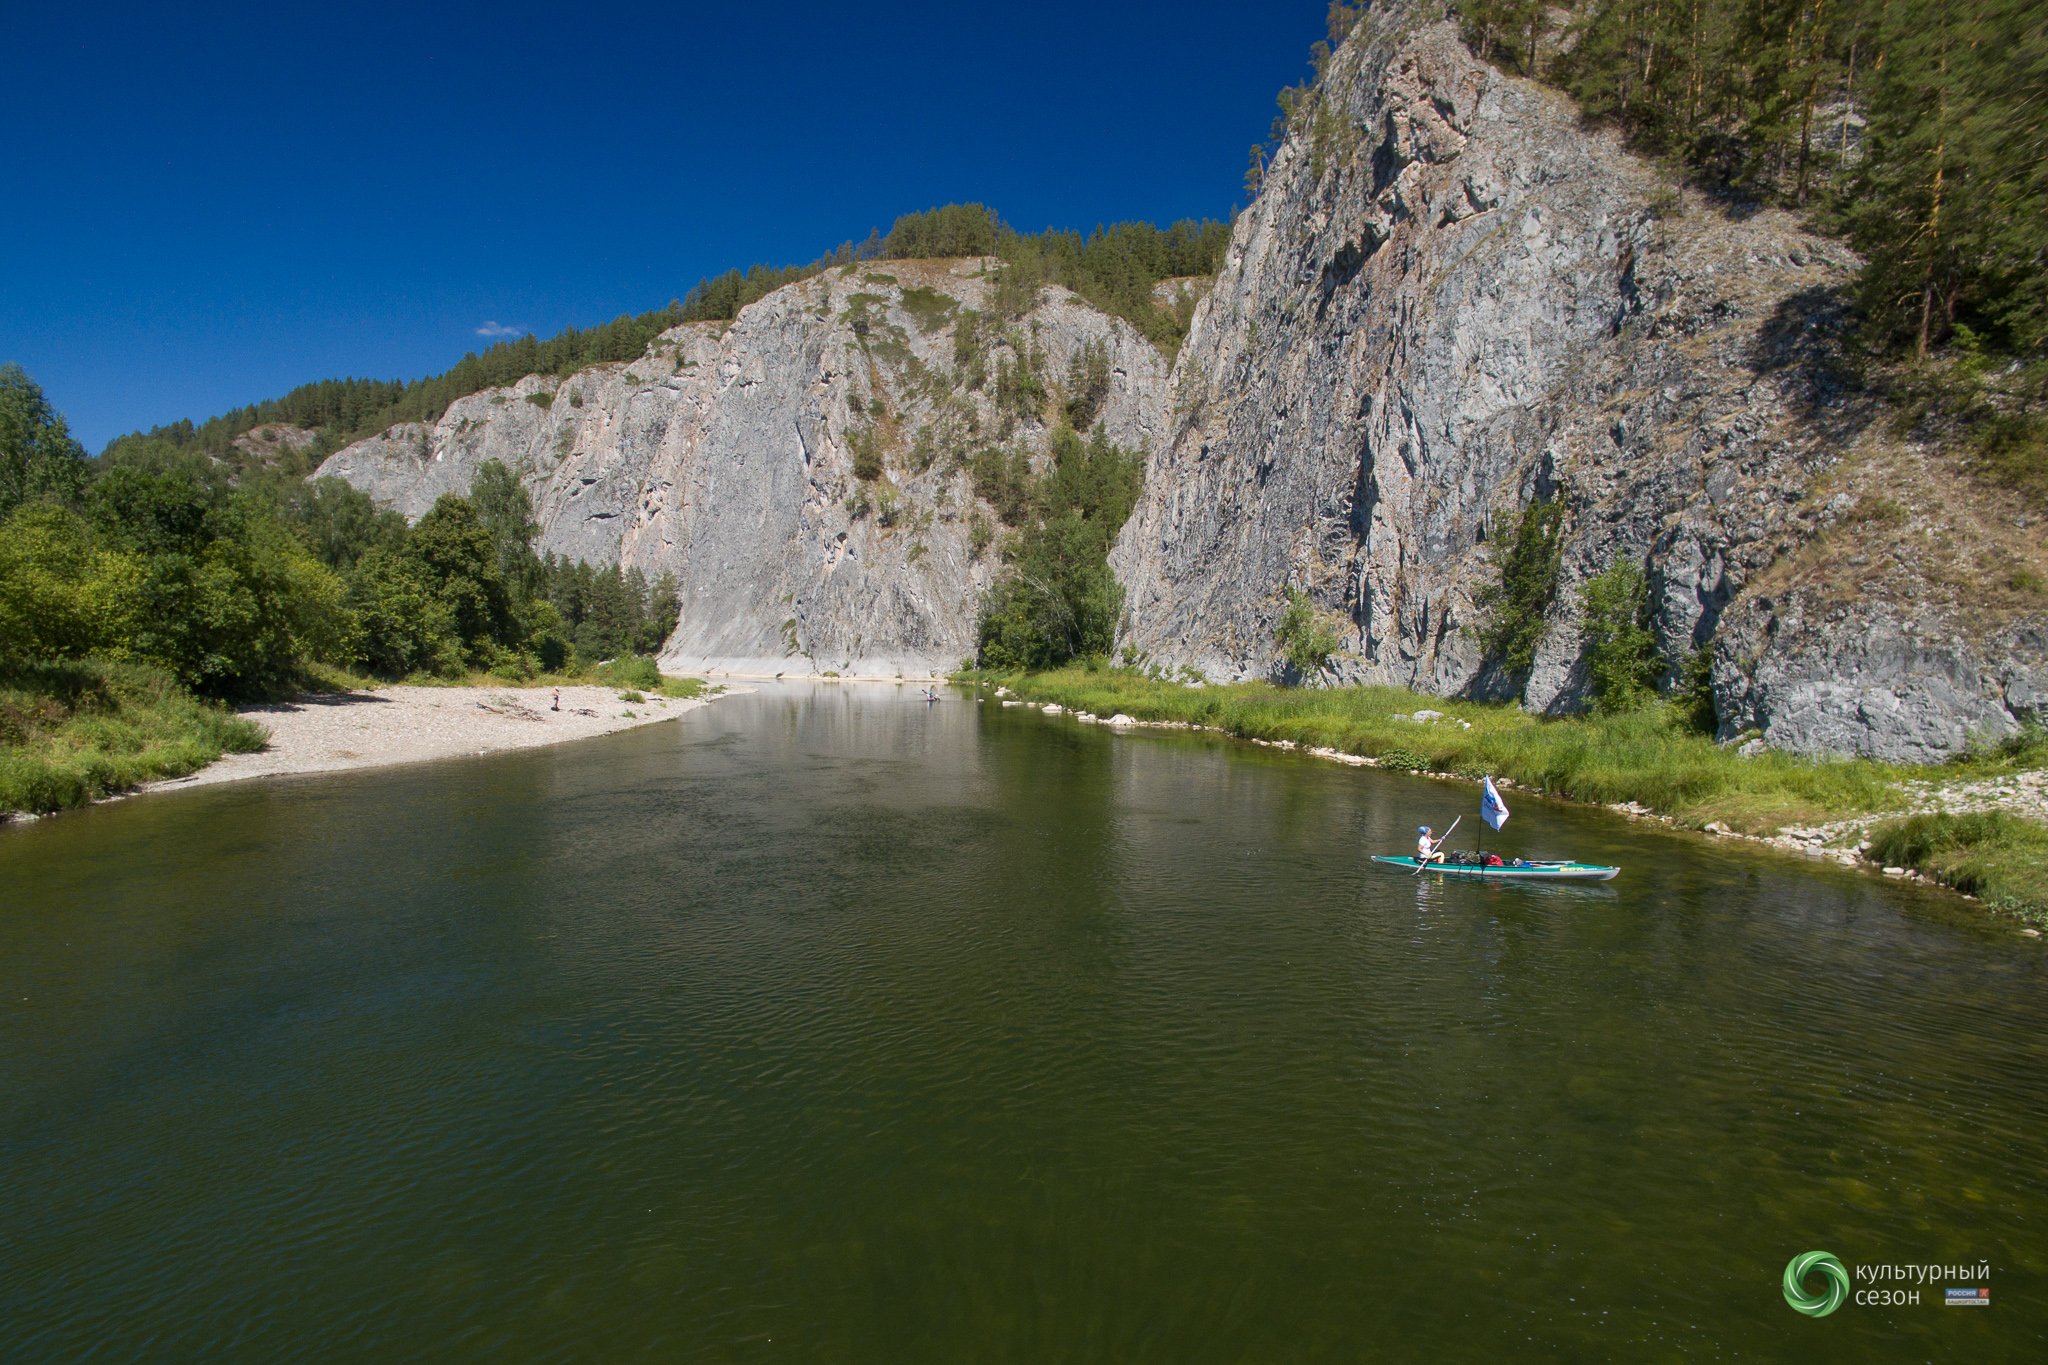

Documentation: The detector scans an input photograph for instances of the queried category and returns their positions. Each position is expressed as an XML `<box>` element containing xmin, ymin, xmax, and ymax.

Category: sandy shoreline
<box><xmin>142</xmin><ymin>684</ymin><xmax>727</xmax><ymax>794</ymax></box>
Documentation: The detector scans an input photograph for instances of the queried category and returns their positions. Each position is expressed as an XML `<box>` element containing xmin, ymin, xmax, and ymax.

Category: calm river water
<box><xmin>3</xmin><ymin>684</ymin><xmax>2044</xmax><ymax>1361</ymax></box>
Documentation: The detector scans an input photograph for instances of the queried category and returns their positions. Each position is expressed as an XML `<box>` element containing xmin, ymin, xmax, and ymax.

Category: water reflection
<box><xmin>1</xmin><ymin>683</ymin><xmax>2042</xmax><ymax>1363</ymax></box>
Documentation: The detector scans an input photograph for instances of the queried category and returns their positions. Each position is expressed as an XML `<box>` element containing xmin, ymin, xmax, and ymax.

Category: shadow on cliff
<box><xmin>1748</xmin><ymin>283</ymin><xmax>1877</xmax><ymax>432</ymax></box>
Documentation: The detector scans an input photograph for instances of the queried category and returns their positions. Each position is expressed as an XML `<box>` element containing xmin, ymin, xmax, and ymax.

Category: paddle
<box><xmin>1413</xmin><ymin>815</ymin><xmax>1460</xmax><ymax>874</ymax></box>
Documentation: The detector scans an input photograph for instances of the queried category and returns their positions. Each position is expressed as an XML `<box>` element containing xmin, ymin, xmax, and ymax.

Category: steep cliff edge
<box><xmin>1110</xmin><ymin>0</ymin><xmax>2045</xmax><ymax>761</ymax></box>
<box><xmin>314</xmin><ymin>1</ymin><xmax>2043</xmax><ymax>758</ymax></box>
<box><xmin>318</xmin><ymin>260</ymin><xmax>1169</xmax><ymax>676</ymax></box>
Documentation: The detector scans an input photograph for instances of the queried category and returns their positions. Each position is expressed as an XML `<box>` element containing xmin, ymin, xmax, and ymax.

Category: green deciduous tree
<box><xmin>406</xmin><ymin>495</ymin><xmax>514</xmax><ymax>665</ymax></box>
<box><xmin>469</xmin><ymin>459</ymin><xmax>541</xmax><ymax>590</ymax></box>
<box><xmin>1579</xmin><ymin>560</ymin><xmax>1665</xmax><ymax>712</ymax></box>
<box><xmin>0</xmin><ymin>364</ymin><xmax>90</xmax><ymax>518</ymax></box>
<box><xmin>976</xmin><ymin>428</ymin><xmax>1143</xmax><ymax>669</ymax></box>
<box><xmin>0</xmin><ymin>504</ymin><xmax>144</xmax><ymax>667</ymax></box>
<box><xmin>278</xmin><ymin>477</ymin><xmax>408</xmax><ymax>571</ymax></box>
<box><xmin>348</xmin><ymin>547</ymin><xmax>462</xmax><ymax>678</ymax></box>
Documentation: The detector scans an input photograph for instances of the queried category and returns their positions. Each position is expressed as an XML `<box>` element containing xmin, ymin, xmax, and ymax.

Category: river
<box><xmin>3</xmin><ymin>683</ymin><xmax>2043</xmax><ymax>1361</ymax></box>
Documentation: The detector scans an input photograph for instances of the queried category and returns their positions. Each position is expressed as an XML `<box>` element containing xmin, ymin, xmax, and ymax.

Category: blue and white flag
<box><xmin>1480</xmin><ymin>776</ymin><xmax>1510</xmax><ymax>831</ymax></box>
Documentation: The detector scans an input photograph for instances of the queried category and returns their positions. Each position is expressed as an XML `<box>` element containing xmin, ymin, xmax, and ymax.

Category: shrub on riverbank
<box><xmin>595</xmin><ymin>655</ymin><xmax>704</xmax><ymax>698</ymax></box>
<box><xmin>0</xmin><ymin>659</ymin><xmax>267</xmax><ymax>815</ymax></box>
<box><xmin>977</xmin><ymin>666</ymin><xmax>1908</xmax><ymax>831</ymax></box>
<box><xmin>1867</xmin><ymin>813</ymin><xmax>2048</xmax><ymax>924</ymax></box>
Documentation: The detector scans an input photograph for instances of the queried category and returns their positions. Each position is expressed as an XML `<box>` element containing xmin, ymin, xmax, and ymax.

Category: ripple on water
<box><xmin>1</xmin><ymin>685</ymin><xmax>2043</xmax><ymax>1362</ymax></box>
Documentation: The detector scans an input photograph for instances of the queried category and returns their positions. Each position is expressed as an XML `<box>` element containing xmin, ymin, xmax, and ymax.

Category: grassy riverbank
<box><xmin>1868</xmin><ymin>814</ymin><xmax>2048</xmax><ymax>925</ymax></box>
<box><xmin>2</xmin><ymin>653</ymin><xmax>706</xmax><ymax>820</ymax></box>
<box><xmin>978</xmin><ymin>666</ymin><xmax>2048</xmax><ymax>922</ymax></box>
<box><xmin>0</xmin><ymin>660</ymin><xmax>268</xmax><ymax>815</ymax></box>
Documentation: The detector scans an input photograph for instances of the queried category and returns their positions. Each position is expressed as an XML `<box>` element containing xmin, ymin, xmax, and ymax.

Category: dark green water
<box><xmin>3</xmin><ymin>684</ymin><xmax>2044</xmax><ymax>1362</ymax></box>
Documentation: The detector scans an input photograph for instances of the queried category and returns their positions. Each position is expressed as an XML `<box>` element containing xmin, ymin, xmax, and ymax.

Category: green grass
<box><xmin>1</xmin><ymin>659</ymin><xmax>268</xmax><ymax>815</ymax></box>
<box><xmin>304</xmin><ymin>654</ymin><xmax>709</xmax><ymax>700</ymax></box>
<box><xmin>1867</xmin><ymin>813</ymin><xmax>2048</xmax><ymax>924</ymax></box>
<box><xmin>897</xmin><ymin>285</ymin><xmax>957</xmax><ymax>333</ymax></box>
<box><xmin>594</xmin><ymin>655</ymin><xmax>705</xmax><ymax>698</ymax></box>
<box><xmin>986</xmin><ymin>668</ymin><xmax>2048</xmax><ymax>920</ymax></box>
<box><xmin>979</xmin><ymin>666</ymin><xmax>1911</xmax><ymax>832</ymax></box>
<box><xmin>1942</xmin><ymin>721</ymin><xmax>2048</xmax><ymax>778</ymax></box>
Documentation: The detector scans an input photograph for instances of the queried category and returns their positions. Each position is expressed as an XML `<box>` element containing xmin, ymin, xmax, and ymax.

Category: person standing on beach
<box><xmin>552</xmin><ymin>688</ymin><xmax>561</xmax><ymax>712</ymax></box>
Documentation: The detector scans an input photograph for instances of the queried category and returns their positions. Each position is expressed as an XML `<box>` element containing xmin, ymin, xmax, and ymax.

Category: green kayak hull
<box><xmin>1372</xmin><ymin>855</ymin><xmax>1620</xmax><ymax>881</ymax></box>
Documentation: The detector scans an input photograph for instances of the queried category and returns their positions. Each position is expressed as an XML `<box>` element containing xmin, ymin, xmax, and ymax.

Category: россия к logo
<box><xmin>1783</xmin><ymin>1251</ymin><xmax>1851</xmax><ymax>1317</ymax></box>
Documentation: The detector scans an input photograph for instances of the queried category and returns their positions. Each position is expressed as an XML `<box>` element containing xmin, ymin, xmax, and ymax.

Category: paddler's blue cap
<box><xmin>1418</xmin><ymin>825</ymin><xmax>1429</xmax><ymax>832</ymax></box>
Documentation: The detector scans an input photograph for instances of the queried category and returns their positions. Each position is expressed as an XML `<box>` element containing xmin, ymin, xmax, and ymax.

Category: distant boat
<box><xmin>1371</xmin><ymin>855</ymin><xmax>1620</xmax><ymax>882</ymax></box>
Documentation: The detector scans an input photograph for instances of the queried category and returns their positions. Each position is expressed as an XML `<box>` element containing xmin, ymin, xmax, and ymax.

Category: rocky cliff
<box><xmin>1111</xmin><ymin>0</ymin><xmax>2046</xmax><ymax>761</ymax></box>
<box><xmin>317</xmin><ymin>0</ymin><xmax>2045</xmax><ymax>760</ymax></box>
<box><xmin>319</xmin><ymin>260</ymin><xmax>1169</xmax><ymax>676</ymax></box>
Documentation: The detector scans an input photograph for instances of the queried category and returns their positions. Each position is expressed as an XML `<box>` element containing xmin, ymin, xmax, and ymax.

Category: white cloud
<box><xmin>474</xmin><ymin>321</ymin><xmax>525</xmax><ymax>338</ymax></box>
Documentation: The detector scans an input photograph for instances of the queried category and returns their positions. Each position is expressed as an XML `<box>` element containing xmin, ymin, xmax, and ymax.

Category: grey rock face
<box><xmin>1713</xmin><ymin>598</ymin><xmax>2047</xmax><ymax>763</ymax></box>
<box><xmin>314</xmin><ymin>0</ymin><xmax>2042</xmax><ymax>758</ymax></box>
<box><xmin>1109</xmin><ymin>0</ymin><xmax>2043</xmax><ymax>760</ymax></box>
<box><xmin>317</xmin><ymin>260</ymin><xmax>1169</xmax><ymax>677</ymax></box>
<box><xmin>1117</xmin><ymin>5</ymin><xmax>1833</xmax><ymax>698</ymax></box>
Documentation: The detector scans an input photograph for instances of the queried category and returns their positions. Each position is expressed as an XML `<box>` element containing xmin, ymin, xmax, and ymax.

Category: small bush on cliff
<box><xmin>1275</xmin><ymin>587</ymin><xmax>1341</xmax><ymax>682</ymax></box>
<box><xmin>1579</xmin><ymin>561</ymin><xmax>1665</xmax><ymax>714</ymax></box>
<box><xmin>1678</xmin><ymin>647</ymin><xmax>1719</xmax><ymax>735</ymax></box>
<box><xmin>1473</xmin><ymin>499</ymin><xmax>1565</xmax><ymax>690</ymax></box>
<box><xmin>1062</xmin><ymin>341</ymin><xmax>1112</xmax><ymax>431</ymax></box>
<box><xmin>849</xmin><ymin>424</ymin><xmax>885</xmax><ymax>481</ymax></box>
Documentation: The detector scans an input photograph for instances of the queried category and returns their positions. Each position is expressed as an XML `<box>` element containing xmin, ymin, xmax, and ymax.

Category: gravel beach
<box><xmin>144</xmin><ymin>684</ymin><xmax>723</xmax><ymax>793</ymax></box>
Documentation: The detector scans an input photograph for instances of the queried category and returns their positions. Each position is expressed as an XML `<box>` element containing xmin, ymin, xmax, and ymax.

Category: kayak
<box><xmin>1371</xmin><ymin>855</ymin><xmax>1620</xmax><ymax>882</ymax></box>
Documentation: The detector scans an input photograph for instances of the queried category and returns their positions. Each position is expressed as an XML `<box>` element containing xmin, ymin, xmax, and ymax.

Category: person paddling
<box><xmin>1416</xmin><ymin>825</ymin><xmax>1446</xmax><ymax>865</ymax></box>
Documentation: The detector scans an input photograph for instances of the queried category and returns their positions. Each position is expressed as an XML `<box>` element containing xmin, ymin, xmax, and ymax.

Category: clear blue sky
<box><xmin>3</xmin><ymin>0</ymin><xmax>1331</xmax><ymax>452</ymax></box>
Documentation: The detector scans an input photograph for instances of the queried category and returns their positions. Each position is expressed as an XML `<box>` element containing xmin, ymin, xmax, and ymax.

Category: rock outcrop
<box><xmin>1109</xmin><ymin>0</ymin><xmax>2045</xmax><ymax>759</ymax></box>
<box><xmin>318</xmin><ymin>260</ymin><xmax>1169</xmax><ymax>676</ymax></box>
<box><xmin>316</xmin><ymin>0</ymin><xmax>2044</xmax><ymax>759</ymax></box>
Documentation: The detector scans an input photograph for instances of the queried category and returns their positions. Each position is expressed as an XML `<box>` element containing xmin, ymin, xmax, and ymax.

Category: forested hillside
<box><xmin>1245</xmin><ymin>0</ymin><xmax>2047</xmax><ymax>506</ymax></box>
<box><xmin>1449</xmin><ymin>0</ymin><xmax>2044</xmax><ymax>366</ymax></box>
<box><xmin>100</xmin><ymin>207</ymin><xmax>1228</xmax><ymax>480</ymax></box>
<box><xmin>2</xmin><ymin>362</ymin><xmax>688</xmax><ymax>810</ymax></box>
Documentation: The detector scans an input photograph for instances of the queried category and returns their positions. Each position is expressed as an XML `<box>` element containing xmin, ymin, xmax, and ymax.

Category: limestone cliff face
<box><xmin>317</xmin><ymin>260</ymin><xmax>1169</xmax><ymax>676</ymax></box>
<box><xmin>316</xmin><ymin>0</ymin><xmax>2043</xmax><ymax>758</ymax></box>
<box><xmin>1111</xmin><ymin>0</ymin><xmax>2045</xmax><ymax>760</ymax></box>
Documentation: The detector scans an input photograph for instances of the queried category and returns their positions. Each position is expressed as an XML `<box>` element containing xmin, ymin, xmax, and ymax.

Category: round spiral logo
<box><xmin>1783</xmin><ymin>1251</ymin><xmax>1851</xmax><ymax>1317</ymax></box>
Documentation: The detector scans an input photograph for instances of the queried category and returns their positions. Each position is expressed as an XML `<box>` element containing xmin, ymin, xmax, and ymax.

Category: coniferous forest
<box><xmin>1445</xmin><ymin>0</ymin><xmax>2046</xmax><ymax>364</ymax></box>
<box><xmin>100</xmin><ymin>208</ymin><xmax>1229</xmax><ymax>477</ymax></box>
<box><xmin>6</xmin><ymin>2</ymin><xmax>2044</xmax><ymax>810</ymax></box>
